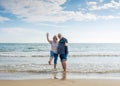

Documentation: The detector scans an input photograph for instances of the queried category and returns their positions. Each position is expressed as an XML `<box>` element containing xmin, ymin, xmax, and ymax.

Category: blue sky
<box><xmin>0</xmin><ymin>0</ymin><xmax>120</xmax><ymax>43</ymax></box>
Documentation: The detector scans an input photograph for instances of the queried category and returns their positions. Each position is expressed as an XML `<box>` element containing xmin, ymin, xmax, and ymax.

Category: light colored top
<box><xmin>50</xmin><ymin>41</ymin><xmax>58</xmax><ymax>53</ymax></box>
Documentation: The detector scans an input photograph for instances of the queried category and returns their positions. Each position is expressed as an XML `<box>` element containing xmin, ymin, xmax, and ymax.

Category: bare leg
<box><xmin>48</xmin><ymin>58</ymin><xmax>52</xmax><ymax>65</ymax></box>
<box><xmin>54</xmin><ymin>64</ymin><xmax>57</xmax><ymax>70</ymax></box>
<box><xmin>62</xmin><ymin>60</ymin><xmax>66</xmax><ymax>73</ymax></box>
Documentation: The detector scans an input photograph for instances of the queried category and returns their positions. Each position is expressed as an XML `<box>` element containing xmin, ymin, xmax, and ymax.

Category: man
<box><xmin>57</xmin><ymin>33</ymin><xmax>68</xmax><ymax>73</ymax></box>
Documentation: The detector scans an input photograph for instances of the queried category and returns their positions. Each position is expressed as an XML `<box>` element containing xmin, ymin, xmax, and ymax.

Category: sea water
<box><xmin>1</xmin><ymin>43</ymin><xmax>120</xmax><ymax>80</ymax></box>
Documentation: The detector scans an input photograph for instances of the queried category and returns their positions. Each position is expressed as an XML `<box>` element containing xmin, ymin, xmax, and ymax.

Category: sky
<box><xmin>0</xmin><ymin>0</ymin><xmax>120</xmax><ymax>43</ymax></box>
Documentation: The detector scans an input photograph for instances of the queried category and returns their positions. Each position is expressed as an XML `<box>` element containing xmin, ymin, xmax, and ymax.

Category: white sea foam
<box><xmin>1</xmin><ymin>52</ymin><xmax>120</xmax><ymax>57</ymax></box>
<box><xmin>0</xmin><ymin>56</ymin><xmax>120</xmax><ymax>74</ymax></box>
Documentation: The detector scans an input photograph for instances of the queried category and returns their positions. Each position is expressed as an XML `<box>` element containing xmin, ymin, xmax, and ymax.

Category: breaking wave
<box><xmin>1</xmin><ymin>63</ymin><xmax>120</xmax><ymax>73</ymax></box>
<box><xmin>1</xmin><ymin>52</ymin><xmax>120</xmax><ymax>57</ymax></box>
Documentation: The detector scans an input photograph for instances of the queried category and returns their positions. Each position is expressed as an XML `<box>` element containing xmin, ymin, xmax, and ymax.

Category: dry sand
<box><xmin>0</xmin><ymin>79</ymin><xmax>120</xmax><ymax>86</ymax></box>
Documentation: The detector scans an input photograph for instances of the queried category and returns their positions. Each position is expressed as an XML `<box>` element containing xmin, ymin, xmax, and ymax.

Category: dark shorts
<box><xmin>59</xmin><ymin>54</ymin><xmax>68</xmax><ymax>61</ymax></box>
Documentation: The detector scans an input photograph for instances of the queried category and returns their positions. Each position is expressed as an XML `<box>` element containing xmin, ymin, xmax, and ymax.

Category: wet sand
<box><xmin>0</xmin><ymin>79</ymin><xmax>120</xmax><ymax>86</ymax></box>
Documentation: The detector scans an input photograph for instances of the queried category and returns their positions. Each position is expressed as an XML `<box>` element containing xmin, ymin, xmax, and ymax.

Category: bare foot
<box><xmin>63</xmin><ymin>71</ymin><xmax>66</xmax><ymax>74</ymax></box>
<box><xmin>48</xmin><ymin>61</ymin><xmax>51</xmax><ymax>65</ymax></box>
<box><xmin>61</xmin><ymin>71</ymin><xmax>66</xmax><ymax>80</ymax></box>
<box><xmin>54</xmin><ymin>68</ymin><xmax>57</xmax><ymax>71</ymax></box>
<box><xmin>54</xmin><ymin>77</ymin><xmax>58</xmax><ymax>79</ymax></box>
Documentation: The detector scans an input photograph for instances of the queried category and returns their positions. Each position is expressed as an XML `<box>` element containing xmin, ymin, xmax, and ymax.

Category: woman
<box><xmin>46</xmin><ymin>33</ymin><xmax>58</xmax><ymax>70</ymax></box>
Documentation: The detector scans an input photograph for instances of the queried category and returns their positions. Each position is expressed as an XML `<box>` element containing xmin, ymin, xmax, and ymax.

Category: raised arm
<box><xmin>46</xmin><ymin>33</ymin><xmax>52</xmax><ymax>43</ymax></box>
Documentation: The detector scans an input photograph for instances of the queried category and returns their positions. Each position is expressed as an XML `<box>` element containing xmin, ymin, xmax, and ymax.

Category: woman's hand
<box><xmin>46</xmin><ymin>33</ymin><xmax>49</xmax><ymax>37</ymax></box>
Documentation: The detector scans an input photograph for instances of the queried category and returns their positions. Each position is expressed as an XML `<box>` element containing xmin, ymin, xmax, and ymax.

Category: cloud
<box><xmin>0</xmin><ymin>16</ymin><xmax>10</xmax><ymax>22</ymax></box>
<box><xmin>88</xmin><ymin>0</ymin><xmax>120</xmax><ymax>10</ymax></box>
<box><xmin>87</xmin><ymin>2</ymin><xmax>97</xmax><ymax>5</ymax></box>
<box><xmin>0</xmin><ymin>0</ymin><xmax>98</xmax><ymax>22</ymax></box>
<box><xmin>99</xmin><ymin>0</ymin><xmax>104</xmax><ymax>3</ymax></box>
<box><xmin>0</xmin><ymin>0</ymin><xmax>67</xmax><ymax>22</ymax></box>
<box><xmin>98</xmin><ymin>15</ymin><xmax>120</xmax><ymax>20</ymax></box>
<box><xmin>73</xmin><ymin>12</ymin><xmax>97</xmax><ymax>21</ymax></box>
<box><xmin>1</xmin><ymin>0</ymin><xmax>120</xmax><ymax>23</ymax></box>
<box><xmin>0</xmin><ymin>27</ymin><xmax>46</xmax><ymax>43</ymax></box>
<box><xmin>62</xmin><ymin>28</ymin><xmax>120</xmax><ymax>43</ymax></box>
<box><xmin>36</xmin><ymin>23</ymin><xmax>66</xmax><ymax>28</ymax></box>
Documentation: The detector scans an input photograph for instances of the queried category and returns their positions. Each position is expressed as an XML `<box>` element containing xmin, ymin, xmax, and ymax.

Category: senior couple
<box><xmin>46</xmin><ymin>33</ymin><xmax>68</xmax><ymax>73</ymax></box>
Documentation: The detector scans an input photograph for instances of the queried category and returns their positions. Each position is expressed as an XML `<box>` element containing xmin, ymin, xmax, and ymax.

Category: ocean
<box><xmin>1</xmin><ymin>43</ymin><xmax>120</xmax><ymax>80</ymax></box>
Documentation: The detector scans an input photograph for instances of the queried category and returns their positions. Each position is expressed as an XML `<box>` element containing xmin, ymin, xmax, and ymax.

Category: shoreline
<box><xmin>1</xmin><ymin>71</ymin><xmax>120</xmax><ymax>80</ymax></box>
<box><xmin>0</xmin><ymin>79</ymin><xmax>120</xmax><ymax>86</ymax></box>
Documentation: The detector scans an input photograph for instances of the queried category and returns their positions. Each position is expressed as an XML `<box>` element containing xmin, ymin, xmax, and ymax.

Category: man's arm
<box><xmin>65</xmin><ymin>43</ymin><xmax>69</xmax><ymax>46</ymax></box>
<box><xmin>65</xmin><ymin>38</ymin><xmax>68</xmax><ymax>46</ymax></box>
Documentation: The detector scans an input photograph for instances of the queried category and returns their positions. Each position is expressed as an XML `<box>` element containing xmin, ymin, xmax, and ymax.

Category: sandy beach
<box><xmin>0</xmin><ymin>79</ymin><xmax>120</xmax><ymax>86</ymax></box>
